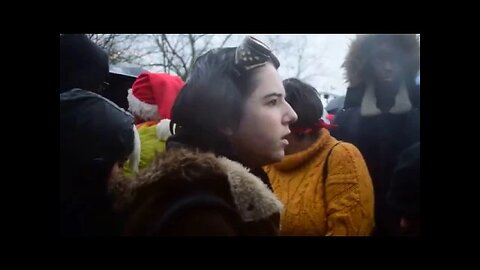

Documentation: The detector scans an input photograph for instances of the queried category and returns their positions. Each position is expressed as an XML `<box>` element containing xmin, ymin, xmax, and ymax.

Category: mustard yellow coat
<box><xmin>264</xmin><ymin>129</ymin><xmax>374</xmax><ymax>236</ymax></box>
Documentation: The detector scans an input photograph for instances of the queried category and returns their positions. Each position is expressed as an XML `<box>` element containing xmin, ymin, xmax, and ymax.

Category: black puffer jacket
<box><xmin>387</xmin><ymin>142</ymin><xmax>420</xmax><ymax>219</ymax></box>
<box><xmin>332</xmin><ymin>84</ymin><xmax>420</xmax><ymax>236</ymax></box>
<box><xmin>332</xmin><ymin>34</ymin><xmax>420</xmax><ymax>236</ymax></box>
<box><xmin>60</xmin><ymin>88</ymin><xmax>135</xmax><ymax>236</ymax></box>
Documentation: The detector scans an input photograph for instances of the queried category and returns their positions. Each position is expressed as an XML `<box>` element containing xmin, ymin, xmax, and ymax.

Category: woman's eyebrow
<box><xmin>262</xmin><ymin>93</ymin><xmax>283</xmax><ymax>99</ymax></box>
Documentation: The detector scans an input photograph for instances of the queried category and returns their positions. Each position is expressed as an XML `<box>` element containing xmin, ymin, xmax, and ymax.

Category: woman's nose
<box><xmin>284</xmin><ymin>103</ymin><xmax>298</xmax><ymax>125</ymax></box>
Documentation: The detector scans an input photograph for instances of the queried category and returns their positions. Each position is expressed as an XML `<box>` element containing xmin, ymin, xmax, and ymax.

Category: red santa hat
<box><xmin>127</xmin><ymin>72</ymin><xmax>185</xmax><ymax>121</ymax></box>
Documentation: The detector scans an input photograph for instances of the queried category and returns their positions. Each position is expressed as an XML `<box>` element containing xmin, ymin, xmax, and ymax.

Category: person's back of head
<box><xmin>60</xmin><ymin>34</ymin><xmax>109</xmax><ymax>94</ymax></box>
<box><xmin>60</xmin><ymin>89</ymin><xmax>136</xmax><ymax>236</ymax></box>
<box><xmin>169</xmin><ymin>36</ymin><xmax>281</xmax><ymax>157</ymax></box>
<box><xmin>282</xmin><ymin>78</ymin><xmax>329</xmax><ymax>155</ymax></box>
<box><xmin>283</xmin><ymin>78</ymin><xmax>324</xmax><ymax>134</ymax></box>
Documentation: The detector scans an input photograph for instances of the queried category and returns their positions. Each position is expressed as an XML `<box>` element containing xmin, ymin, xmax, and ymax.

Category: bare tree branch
<box><xmin>219</xmin><ymin>34</ymin><xmax>233</xmax><ymax>48</ymax></box>
<box><xmin>161</xmin><ymin>34</ymin><xmax>187</xmax><ymax>77</ymax></box>
<box><xmin>88</xmin><ymin>34</ymin><xmax>330</xmax><ymax>89</ymax></box>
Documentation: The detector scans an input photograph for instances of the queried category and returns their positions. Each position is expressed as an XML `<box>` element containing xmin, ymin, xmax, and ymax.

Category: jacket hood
<box><xmin>60</xmin><ymin>89</ymin><xmax>136</xmax><ymax>166</ymax></box>
<box><xmin>343</xmin><ymin>34</ymin><xmax>420</xmax><ymax>87</ymax></box>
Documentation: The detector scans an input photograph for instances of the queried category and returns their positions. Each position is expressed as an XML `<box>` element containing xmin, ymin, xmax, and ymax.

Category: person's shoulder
<box><xmin>408</xmin><ymin>82</ymin><xmax>420</xmax><ymax>109</ymax></box>
<box><xmin>343</xmin><ymin>84</ymin><xmax>366</xmax><ymax>109</ymax></box>
<box><xmin>330</xmin><ymin>141</ymin><xmax>365</xmax><ymax>164</ymax></box>
<box><xmin>60</xmin><ymin>88</ymin><xmax>129</xmax><ymax>115</ymax></box>
<box><xmin>60</xmin><ymin>88</ymin><xmax>93</xmax><ymax>100</ymax></box>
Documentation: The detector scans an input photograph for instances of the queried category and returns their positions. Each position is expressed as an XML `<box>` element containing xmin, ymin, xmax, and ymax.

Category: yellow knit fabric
<box><xmin>264</xmin><ymin>129</ymin><xmax>374</xmax><ymax>236</ymax></box>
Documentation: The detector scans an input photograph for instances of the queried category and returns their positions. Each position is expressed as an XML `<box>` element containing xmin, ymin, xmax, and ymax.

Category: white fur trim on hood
<box><xmin>128</xmin><ymin>125</ymin><xmax>141</xmax><ymax>174</ymax></box>
<box><xmin>127</xmin><ymin>88</ymin><xmax>160</xmax><ymax>121</ymax></box>
<box><xmin>360</xmin><ymin>81</ymin><xmax>412</xmax><ymax>116</ymax></box>
<box><xmin>156</xmin><ymin>119</ymin><xmax>175</xmax><ymax>141</ymax></box>
<box><xmin>216</xmin><ymin>157</ymin><xmax>283</xmax><ymax>222</ymax></box>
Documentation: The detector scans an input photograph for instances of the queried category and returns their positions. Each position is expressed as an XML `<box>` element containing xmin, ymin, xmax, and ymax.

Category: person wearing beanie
<box><xmin>60</xmin><ymin>34</ymin><xmax>109</xmax><ymax>94</ymax></box>
<box><xmin>331</xmin><ymin>34</ymin><xmax>420</xmax><ymax>236</ymax></box>
<box><xmin>264</xmin><ymin>78</ymin><xmax>374</xmax><ymax>236</ymax></box>
<box><xmin>123</xmin><ymin>72</ymin><xmax>185</xmax><ymax>175</ymax></box>
<box><xmin>60</xmin><ymin>88</ymin><xmax>140</xmax><ymax>236</ymax></box>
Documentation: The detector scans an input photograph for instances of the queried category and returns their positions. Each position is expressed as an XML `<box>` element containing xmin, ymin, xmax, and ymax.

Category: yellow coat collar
<box><xmin>272</xmin><ymin>129</ymin><xmax>335</xmax><ymax>171</ymax></box>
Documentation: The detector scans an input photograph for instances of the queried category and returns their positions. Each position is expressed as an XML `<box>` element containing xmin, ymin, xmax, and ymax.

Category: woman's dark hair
<box><xmin>169</xmin><ymin>37</ymin><xmax>280</xmax><ymax>156</ymax></box>
<box><xmin>283</xmin><ymin>78</ymin><xmax>323</xmax><ymax>134</ymax></box>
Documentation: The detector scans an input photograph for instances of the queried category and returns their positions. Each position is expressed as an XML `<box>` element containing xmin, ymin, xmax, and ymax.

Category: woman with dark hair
<box><xmin>112</xmin><ymin>36</ymin><xmax>298</xmax><ymax>236</ymax></box>
<box><xmin>264</xmin><ymin>78</ymin><xmax>374</xmax><ymax>236</ymax></box>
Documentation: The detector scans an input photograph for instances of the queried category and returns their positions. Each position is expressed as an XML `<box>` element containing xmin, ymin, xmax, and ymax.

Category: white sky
<box><xmin>125</xmin><ymin>34</ymin><xmax>355</xmax><ymax>98</ymax></box>
<box><xmin>107</xmin><ymin>33</ymin><xmax>419</xmax><ymax>110</ymax></box>
<box><xmin>299</xmin><ymin>34</ymin><xmax>356</xmax><ymax>96</ymax></box>
<box><xmin>215</xmin><ymin>34</ymin><xmax>356</xmax><ymax>97</ymax></box>
<box><xmin>128</xmin><ymin>34</ymin><xmax>418</xmax><ymax>102</ymax></box>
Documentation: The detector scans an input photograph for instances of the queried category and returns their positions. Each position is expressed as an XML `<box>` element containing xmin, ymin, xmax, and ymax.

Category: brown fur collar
<box><xmin>110</xmin><ymin>148</ymin><xmax>283</xmax><ymax>222</ymax></box>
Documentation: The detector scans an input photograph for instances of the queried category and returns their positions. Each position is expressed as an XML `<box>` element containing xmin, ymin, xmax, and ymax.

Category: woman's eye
<box><xmin>267</xmin><ymin>99</ymin><xmax>278</xmax><ymax>106</ymax></box>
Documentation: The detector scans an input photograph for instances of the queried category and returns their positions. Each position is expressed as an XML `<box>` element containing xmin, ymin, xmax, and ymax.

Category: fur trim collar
<box><xmin>360</xmin><ymin>82</ymin><xmax>412</xmax><ymax>116</ymax></box>
<box><xmin>111</xmin><ymin>148</ymin><xmax>282</xmax><ymax>222</ymax></box>
<box><xmin>216</xmin><ymin>156</ymin><xmax>283</xmax><ymax>222</ymax></box>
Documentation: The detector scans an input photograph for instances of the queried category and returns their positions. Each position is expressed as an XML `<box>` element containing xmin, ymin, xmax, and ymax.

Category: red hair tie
<box><xmin>291</xmin><ymin>119</ymin><xmax>337</xmax><ymax>135</ymax></box>
<box><xmin>319</xmin><ymin>119</ymin><xmax>337</xmax><ymax>130</ymax></box>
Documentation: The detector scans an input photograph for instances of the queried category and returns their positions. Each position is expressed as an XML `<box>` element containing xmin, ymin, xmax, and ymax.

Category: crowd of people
<box><xmin>60</xmin><ymin>34</ymin><xmax>420</xmax><ymax>236</ymax></box>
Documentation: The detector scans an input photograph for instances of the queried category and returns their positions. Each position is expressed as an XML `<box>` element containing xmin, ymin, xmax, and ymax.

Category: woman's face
<box><xmin>229</xmin><ymin>63</ymin><xmax>298</xmax><ymax>168</ymax></box>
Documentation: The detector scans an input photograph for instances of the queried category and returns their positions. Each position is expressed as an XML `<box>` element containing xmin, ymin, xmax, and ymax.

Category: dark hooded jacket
<box><xmin>60</xmin><ymin>88</ymin><xmax>135</xmax><ymax>236</ymax></box>
<box><xmin>331</xmin><ymin>34</ymin><xmax>420</xmax><ymax>236</ymax></box>
<box><xmin>60</xmin><ymin>34</ymin><xmax>109</xmax><ymax>94</ymax></box>
<box><xmin>387</xmin><ymin>142</ymin><xmax>420</xmax><ymax>219</ymax></box>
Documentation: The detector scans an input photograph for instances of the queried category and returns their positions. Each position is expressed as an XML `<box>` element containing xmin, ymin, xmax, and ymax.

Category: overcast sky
<box><xmin>298</xmin><ymin>34</ymin><xmax>356</xmax><ymax>96</ymax></box>
<box><xmin>218</xmin><ymin>34</ymin><xmax>356</xmax><ymax>97</ymax></box>
<box><xmin>137</xmin><ymin>34</ymin><xmax>418</xmax><ymax>101</ymax></box>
